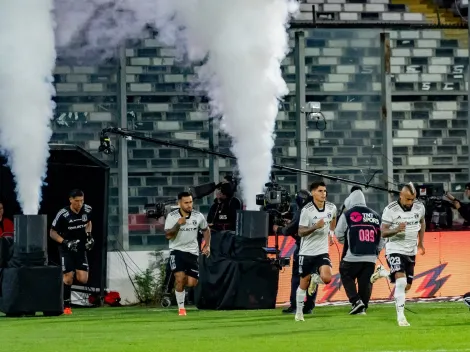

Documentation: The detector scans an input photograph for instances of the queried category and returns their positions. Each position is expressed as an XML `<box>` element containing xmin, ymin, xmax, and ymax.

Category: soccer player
<box><xmin>50</xmin><ymin>189</ymin><xmax>94</xmax><ymax>315</ymax></box>
<box><xmin>165</xmin><ymin>191</ymin><xmax>211</xmax><ymax>316</ymax></box>
<box><xmin>273</xmin><ymin>190</ymin><xmax>317</xmax><ymax>315</ymax></box>
<box><xmin>372</xmin><ymin>182</ymin><xmax>425</xmax><ymax>326</ymax></box>
<box><xmin>295</xmin><ymin>181</ymin><xmax>337</xmax><ymax>322</ymax></box>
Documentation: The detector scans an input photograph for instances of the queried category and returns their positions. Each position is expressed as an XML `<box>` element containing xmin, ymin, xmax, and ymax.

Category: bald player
<box><xmin>371</xmin><ymin>182</ymin><xmax>425</xmax><ymax>326</ymax></box>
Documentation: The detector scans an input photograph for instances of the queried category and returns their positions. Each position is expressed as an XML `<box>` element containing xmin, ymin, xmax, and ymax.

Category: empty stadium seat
<box><xmin>49</xmin><ymin>1</ymin><xmax>468</xmax><ymax>247</ymax></box>
<box><xmin>298</xmin><ymin>0</ymin><xmax>426</xmax><ymax>22</ymax></box>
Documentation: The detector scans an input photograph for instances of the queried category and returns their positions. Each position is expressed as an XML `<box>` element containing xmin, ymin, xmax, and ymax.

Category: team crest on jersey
<box><xmin>414</xmin><ymin>213</ymin><xmax>420</xmax><ymax>219</ymax></box>
<box><xmin>82</xmin><ymin>215</ymin><xmax>88</xmax><ymax>222</ymax></box>
<box><xmin>193</xmin><ymin>220</ymin><xmax>197</xmax><ymax>225</ymax></box>
<box><xmin>327</xmin><ymin>213</ymin><xmax>332</xmax><ymax>218</ymax></box>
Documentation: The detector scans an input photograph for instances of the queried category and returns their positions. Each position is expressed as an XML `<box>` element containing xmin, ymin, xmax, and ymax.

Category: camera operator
<box><xmin>272</xmin><ymin>190</ymin><xmax>317</xmax><ymax>315</ymax></box>
<box><xmin>446</xmin><ymin>191</ymin><xmax>470</xmax><ymax>224</ymax></box>
<box><xmin>207</xmin><ymin>177</ymin><xmax>242</xmax><ymax>232</ymax></box>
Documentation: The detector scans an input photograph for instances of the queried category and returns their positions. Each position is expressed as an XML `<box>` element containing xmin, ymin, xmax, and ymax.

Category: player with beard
<box><xmin>371</xmin><ymin>182</ymin><xmax>426</xmax><ymax>326</ymax></box>
<box><xmin>165</xmin><ymin>191</ymin><xmax>211</xmax><ymax>316</ymax></box>
<box><xmin>295</xmin><ymin>181</ymin><xmax>336</xmax><ymax>322</ymax></box>
<box><xmin>50</xmin><ymin>189</ymin><xmax>94</xmax><ymax>315</ymax></box>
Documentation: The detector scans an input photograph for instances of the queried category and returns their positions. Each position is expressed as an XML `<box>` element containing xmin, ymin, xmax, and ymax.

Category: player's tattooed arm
<box><xmin>165</xmin><ymin>217</ymin><xmax>186</xmax><ymax>240</ymax></box>
<box><xmin>165</xmin><ymin>223</ymin><xmax>181</xmax><ymax>240</ymax></box>
<box><xmin>298</xmin><ymin>219</ymin><xmax>324</xmax><ymax>237</ymax></box>
<box><xmin>381</xmin><ymin>222</ymin><xmax>405</xmax><ymax>238</ymax></box>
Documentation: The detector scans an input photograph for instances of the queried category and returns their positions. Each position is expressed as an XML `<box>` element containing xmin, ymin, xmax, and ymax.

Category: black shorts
<box><xmin>386</xmin><ymin>253</ymin><xmax>416</xmax><ymax>285</ymax></box>
<box><xmin>169</xmin><ymin>250</ymin><xmax>199</xmax><ymax>279</ymax></box>
<box><xmin>298</xmin><ymin>253</ymin><xmax>332</xmax><ymax>278</ymax></box>
<box><xmin>60</xmin><ymin>250</ymin><xmax>89</xmax><ymax>273</ymax></box>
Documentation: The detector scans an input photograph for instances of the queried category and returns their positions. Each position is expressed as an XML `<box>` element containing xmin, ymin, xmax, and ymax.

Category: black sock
<box><xmin>64</xmin><ymin>284</ymin><xmax>72</xmax><ymax>307</ymax></box>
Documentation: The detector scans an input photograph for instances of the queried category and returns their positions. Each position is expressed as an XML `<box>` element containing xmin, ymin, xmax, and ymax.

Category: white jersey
<box><xmin>164</xmin><ymin>210</ymin><xmax>208</xmax><ymax>256</ymax></box>
<box><xmin>382</xmin><ymin>201</ymin><xmax>425</xmax><ymax>256</ymax></box>
<box><xmin>298</xmin><ymin>201</ymin><xmax>337</xmax><ymax>256</ymax></box>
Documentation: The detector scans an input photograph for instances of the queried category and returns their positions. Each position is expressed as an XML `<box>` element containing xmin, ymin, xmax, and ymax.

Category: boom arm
<box><xmin>99</xmin><ymin>127</ymin><xmax>399</xmax><ymax>195</ymax></box>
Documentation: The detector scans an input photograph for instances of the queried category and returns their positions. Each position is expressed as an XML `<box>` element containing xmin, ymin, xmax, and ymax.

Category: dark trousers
<box><xmin>339</xmin><ymin>261</ymin><xmax>375</xmax><ymax>309</ymax></box>
<box><xmin>289</xmin><ymin>245</ymin><xmax>316</xmax><ymax>310</ymax></box>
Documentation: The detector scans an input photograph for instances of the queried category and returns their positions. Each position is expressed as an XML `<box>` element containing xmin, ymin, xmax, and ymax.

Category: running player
<box><xmin>371</xmin><ymin>182</ymin><xmax>425</xmax><ymax>326</ymax></box>
<box><xmin>165</xmin><ymin>191</ymin><xmax>211</xmax><ymax>316</ymax></box>
<box><xmin>295</xmin><ymin>181</ymin><xmax>336</xmax><ymax>322</ymax></box>
<box><xmin>50</xmin><ymin>189</ymin><xmax>94</xmax><ymax>315</ymax></box>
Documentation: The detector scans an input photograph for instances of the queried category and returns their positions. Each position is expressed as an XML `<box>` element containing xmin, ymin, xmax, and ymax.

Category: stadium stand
<box><xmin>49</xmin><ymin>0</ymin><xmax>469</xmax><ymax>248</ymax></box>
<box><xmin>298</xmin><ymin>0</ymin><xmax>426</xmax><ymax>22</ymax></box>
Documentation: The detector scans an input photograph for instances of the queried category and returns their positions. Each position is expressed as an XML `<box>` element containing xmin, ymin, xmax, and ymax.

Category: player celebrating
<box><xmin>165</xmin><ymin>191</ymin><xmax>211</xmax><ymax>316</ymax></box>
<box><xmin>295</xmin><ymin>181</ymin><xmax>337</xmax><ymax>322</ymax></box>
<box><xmin>50</xmin><ymin>189</ymin><xmax>94</xmax><ymax>315</ymax></box>
<box><xmin>372</xmin><ymin>182</ymin><xmax>425</xmax><ymax>327</ymax></box>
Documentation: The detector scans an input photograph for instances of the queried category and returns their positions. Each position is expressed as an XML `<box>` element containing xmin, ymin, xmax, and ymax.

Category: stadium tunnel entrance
<box><xmin>0</xmin><ymin>144</ymin><xmax>110</xmax><ymax>297</ymax></box>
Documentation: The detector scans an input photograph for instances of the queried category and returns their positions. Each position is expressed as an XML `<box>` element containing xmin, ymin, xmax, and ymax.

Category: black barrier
<box><xmin>195</xmin><ymin>231</ymin><xmax>279</xmax><ymax>310</ymax></box>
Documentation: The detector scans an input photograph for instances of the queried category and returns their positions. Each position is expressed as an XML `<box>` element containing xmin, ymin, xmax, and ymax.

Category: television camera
<box><xmin>144</xmin><ymin>200</ymin><xmax>178</xmax><ymax>220</ymax></box>
<box><xmin>256</xmin><ymin>180</ymin><xmax>292</xmax><ymax>228</ymax></box>
<box><xmin>416</xmin><ymin>184</ymin><xmax>453</xmax><ymax>229</ymax></box>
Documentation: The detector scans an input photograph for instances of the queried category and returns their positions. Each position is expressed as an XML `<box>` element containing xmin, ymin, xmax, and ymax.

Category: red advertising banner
<box><xmin>268</xmin><ymin>231</ymin><xmax>470</xmax><ymax>303</ymax></box>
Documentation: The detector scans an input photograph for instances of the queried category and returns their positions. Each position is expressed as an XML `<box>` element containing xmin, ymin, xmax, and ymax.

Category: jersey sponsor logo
<box><xmin>363</xmin><ymin>213</ymin><xmax>380</xmax><ymax>225</ymax></box>
<box><xmin>350</xmin><ymin>212</ymin><xmax>362</xmax><ymax>222</ymax></box>
<box><xmin>180</xmin><ymin>227</ymin><xmax>198</xmax><ymax>232</ymax></box>
<box><xmin>67</xmin><ymin>224</ymin><xmax>87</xmax><ymax>231</ymax></box>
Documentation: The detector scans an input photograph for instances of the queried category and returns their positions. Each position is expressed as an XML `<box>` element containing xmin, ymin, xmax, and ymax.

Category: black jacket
<box><xmin>457</xmin><ymin>202</ymin><xmax>470</xmax><ymax>223</ymax></box>
<box><xmin>277</xmin><ymin>209</ymin><xmax>301</xmax><ymax>246</ymax></box>
<box><xmin>207</xmin><ymin>196</ymin><xmax>242</xmax><ymax>232</ymax></box>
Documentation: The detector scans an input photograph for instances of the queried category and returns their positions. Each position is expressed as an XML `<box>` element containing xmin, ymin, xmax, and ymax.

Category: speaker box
<box><xmin>0</xmin><ymin>266</ymin><xmax>63</xmax><ymax>316</ymax></box>
<box><xmin>235</xmin><ymin>211</ymin><xmax>269</xmax><ymax>239</ymax></box>
<box><xmin>233</xmin><ymin>237</ymin><xmax>267</xmax><ymax>260</ymax></box>
<box><xmin>9</xmin><ymin>215</ymin><xmax>48</xmax><ymax>268</ymax></box>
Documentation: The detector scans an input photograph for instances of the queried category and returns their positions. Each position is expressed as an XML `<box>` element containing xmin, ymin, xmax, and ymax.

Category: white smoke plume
<box><xmin>0</xmin><ymin>1</ymin><xmax>56</xmax><ymax>214</ymax></box>
<box><xmin>161</xmin><ymin>0</ymin><xmax>298</xmax><ymax>210</ymax></box>
<box><xmin>55</xmin><ymin>0</ymin><xmax>298</xmax><ymax>209</ymax></box>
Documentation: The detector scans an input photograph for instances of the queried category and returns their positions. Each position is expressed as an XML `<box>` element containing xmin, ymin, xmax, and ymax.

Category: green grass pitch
<box><xmin>2</xmin><ymin>302</ymin><xmax>470</xmax><ymax>352</ymax></box>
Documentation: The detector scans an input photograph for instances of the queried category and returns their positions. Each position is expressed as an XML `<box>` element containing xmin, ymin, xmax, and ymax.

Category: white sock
<box><xmin>296</xmin><ymin>287</ymin><xmax>306</xmax><ymax>314</ymax></box>
<box><xmin>312</xmin><ymin>273</ymin><xmax>324</xmax><ymax>284</ymax></box>
<box><xmin>175</xmin><ymin>290</ymin><xmax>185</xmax><ymax>309</ymax></box>
<box><xmin>394</xmin><ymin>277</ymin><xmax>407</xmax><ymax>320</ymax></box>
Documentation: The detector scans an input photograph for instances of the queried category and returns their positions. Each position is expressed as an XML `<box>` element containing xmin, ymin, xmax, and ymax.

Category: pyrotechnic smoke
<box><xmin>0</xmin><ymin>0</ymin><xmax>56</xmax><ymax>214</ymax></box>
<box><xmin>159</xmin><ymin>0</ymin><xmax>298</xmax><ymax>209</ymax></box>
<box><xmin>55</xmin><ymin>0</ymin><xmax>298</xmax><ymax>209</ymax></box>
